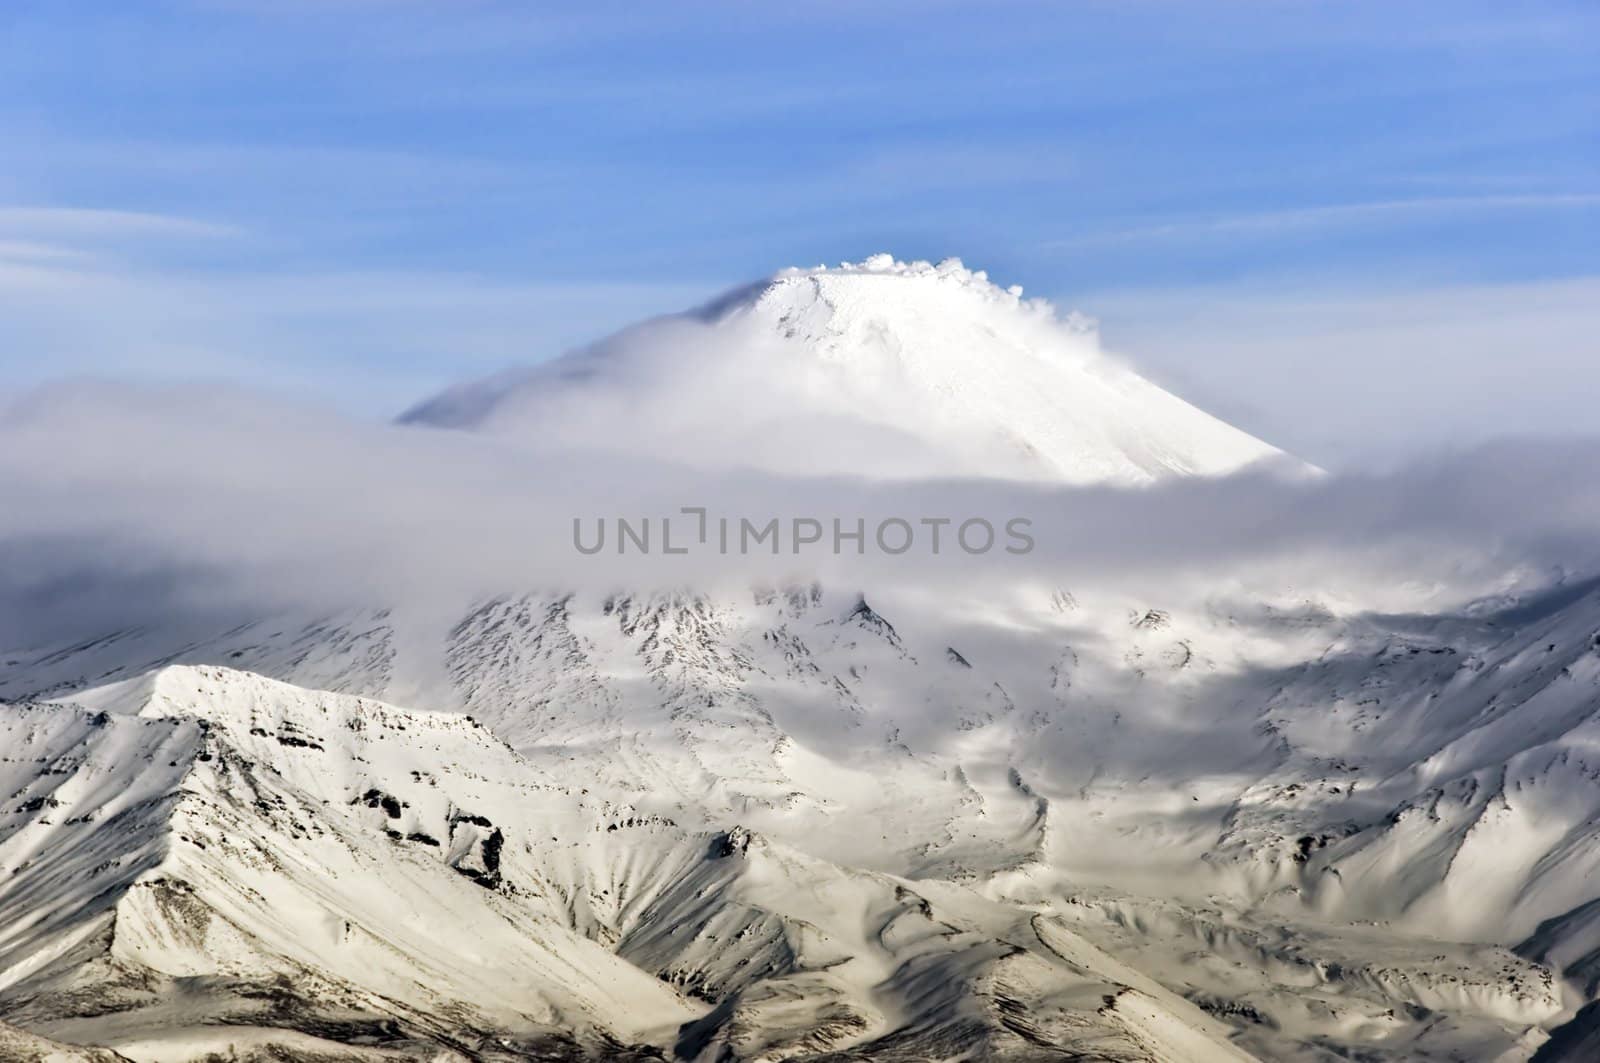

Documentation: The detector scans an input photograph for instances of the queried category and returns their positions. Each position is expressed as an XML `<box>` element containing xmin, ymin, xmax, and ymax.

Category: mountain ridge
<box><xmin>6</xmin><ymin>576</ymin><xmax>1595</xmax><ymax>1059</ymax></box>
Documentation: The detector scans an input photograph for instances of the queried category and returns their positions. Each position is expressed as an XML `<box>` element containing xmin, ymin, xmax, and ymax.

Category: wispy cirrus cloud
<box><xmin>0</xmin><ymin>240</ymin><xmax>95</xmax><ymax>264</ymax></box>
<box><xmin>0</xmin><ymin>205</ymin><xmax>240</xmax><ymax>241</ymax></box>
<box><xmin>1046</xmin><ymin>193</ymin><xmax>1600</xmax><ymax>249</ymax></box>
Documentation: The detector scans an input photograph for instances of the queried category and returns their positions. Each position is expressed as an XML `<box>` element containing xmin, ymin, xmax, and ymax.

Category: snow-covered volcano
<box><xmin>403</xmin><ymin>255</ymin><xmax>1291</xmax><ymax>483</ymax></box>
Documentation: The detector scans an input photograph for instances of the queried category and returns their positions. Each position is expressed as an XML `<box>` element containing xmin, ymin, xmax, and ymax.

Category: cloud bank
<box><xmin>3</xmin><ymin>378</ymin><xmax>1598</xmax><ymax>650</ymax></box>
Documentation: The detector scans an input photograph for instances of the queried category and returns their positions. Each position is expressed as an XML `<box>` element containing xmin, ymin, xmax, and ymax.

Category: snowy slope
<box><xmin>1</xmin><ymin>666</ymin><xmax>1264</xmax><ymax>1062</ymax></box>
<box><xmin>0</xmin><ymin>1019</ymin><xmax>132</xmax><ymax>1062</ymax></box>
<box><xmin>402</xmin><ymin>255</ymin><xmax>1291</xmax><ymax>483</ymax></box>
<box><xmin>4</xmin><ymin>583</ymin><xmax>1592</xmax><ymax>1059</ymax></box>
<box><xmin>2</xmin><ymin>255</ymin><xmax>1597</xmax><ymax>1060</ymax></box>
<box><xmin>1</xmin><ymin>667</ymin><xmax>700</xmax><ymax>1060</ymax></box>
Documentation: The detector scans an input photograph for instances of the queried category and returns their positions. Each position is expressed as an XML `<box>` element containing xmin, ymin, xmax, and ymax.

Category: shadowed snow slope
<box><xmin>1</xmin><ymin>665</ymin><xmax>1260</xmax><ymax>1062</ymax></box>
<box><xmin>5</xmin><ymin>583</ymin><xmax>1596</xmax><ymax>1060</ymax></box>
<box><xmin>401</xmin><ymin>255</ymin><xmax>1291</xmax><ymax>483</ymax></box>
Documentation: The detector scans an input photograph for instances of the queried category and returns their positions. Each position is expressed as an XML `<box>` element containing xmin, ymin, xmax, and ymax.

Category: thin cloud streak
<box><xmin>0</xmin><ymin>240</ymin><xmax>95</xmax><ymax>264</ymax></box>
<box><xmin>1046</xmin><ymin>194</ymin><xmax>1600</xmax><ymax>249</ymax></box>
<box><xmin>0</xmin><ymin>206</ymin><xmax>241</xmax><ymax>241</ymax></box>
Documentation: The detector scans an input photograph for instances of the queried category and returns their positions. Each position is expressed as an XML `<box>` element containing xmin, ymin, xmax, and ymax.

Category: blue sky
<box><xmin>1</xmin><ymin>1</ymin><xmax>1596</xmax><ymax>464</ymax></box>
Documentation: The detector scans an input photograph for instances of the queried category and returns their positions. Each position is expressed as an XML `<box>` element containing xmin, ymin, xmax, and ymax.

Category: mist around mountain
<box><xmin>4</xmin><ymin>257</ymin><xmax>1600</xmax><ymax>1061</ymax></box>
